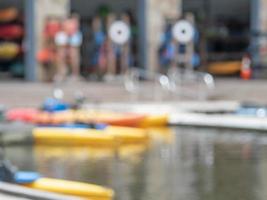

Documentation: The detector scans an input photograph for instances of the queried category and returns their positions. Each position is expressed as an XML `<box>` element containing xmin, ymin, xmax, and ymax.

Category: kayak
<box><xmin>33</xmin><ymin>126</ymin><xmax>148</xmax><ymax>146</ymax></box>
<box><xmin>0</xmin><ymin>25</ymin><xmax>23</xmax><ymax>40</ymax></box>
<box><xmin>74</xmin><ymin>110</ymin><xmax>146</xmax><ymax>127</ymax></box>
<box><xmin>76</xmin><ymin>111</ymin><xmax>168</xmax><ymax>127</ymax></box>
<box><xmin>138</xmin><ymin>115</ymin><xmax>168</xmax><ymax>127</ymax></box>
<box><xmin>1</xmin><ymin>160</ymin><xmax>114</xmax><ymax>200</ymax></box>
<box><xmin>24</xmin><ymin>177</ymin><xmax>114</xmax><ymax>200</ymax></box>
<box><xmin>0</xmin><ymin>42</ymin><xmax>20</xmax><ymax>60</ymax></box>
<box><xmin>6</xmin><ymin>108</ymin><xmax>168</xmax><ymax>127</ymax></box>
<box><xmin>6</xmin><ymin>108</ymin><xmax>39</xmax><ymax>122</ymax></box>
<box><xmin>0</xmin><ymin>8</ymin><xmax>18</xmax><ymax>22</ymax></box>
<box><xmin>14</xmin><ymin>172</ymin><xmax>114</xmax><ymax>200</ymax></box>
<box><xmin>208</xmin><ymin>61</ymin><xmax>241</xmax><ymax>75</ymax></box>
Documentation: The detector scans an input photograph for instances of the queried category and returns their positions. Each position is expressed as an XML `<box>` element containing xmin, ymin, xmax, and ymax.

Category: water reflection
<box><xmin>4</xmin><ymin>127</ymin><xmax>267</xmax><ymax>200</ymax></box>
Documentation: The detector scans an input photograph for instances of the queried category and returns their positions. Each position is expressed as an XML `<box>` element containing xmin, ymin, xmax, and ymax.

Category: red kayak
<box><xmin>6</xmin><ymin>108</ymin><xmax>40</xmax><ymax>122</ymax></box>
<box><xmin>0</xmin><ymin>25</ymin><xmax>23</xmax><ymax>40</ymax></box>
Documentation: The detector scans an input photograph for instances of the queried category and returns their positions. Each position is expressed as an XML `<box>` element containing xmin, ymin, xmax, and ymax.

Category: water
<box><xmin>4</xmin><ymin>127</ymin><xmax>267</xmax><ymax>200</ymax></box>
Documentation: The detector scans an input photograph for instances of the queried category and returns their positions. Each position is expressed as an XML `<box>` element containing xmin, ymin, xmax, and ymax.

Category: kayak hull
<box><xmin>23</xmin><ymin>177</ymin><xmax>114</xmax><ymax>200</ymax></box>
<box><xmin>139</xmin><ymin>115</ymin><xmax>168</xmax><ymax>127</ymax></box>
<box><xmin>33</xmin><ymin>126</ymin><xmax>148</xmax><ymax>146</ymax></box>
<box><xmin>6</xmin><ymin>108</ymin><xmax>168</xmax><ymax>127</ymax></box>
<box><xmin>33</xmin><ymin>128</ymin><xmax>115</xmax><ymax>147</ymax></box>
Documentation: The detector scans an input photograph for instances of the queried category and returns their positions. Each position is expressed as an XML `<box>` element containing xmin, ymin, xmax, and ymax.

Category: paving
<box><xmin>0</xmin><ymin>77</ymin><xmax>266</xmax><ymax>107</ymax></box>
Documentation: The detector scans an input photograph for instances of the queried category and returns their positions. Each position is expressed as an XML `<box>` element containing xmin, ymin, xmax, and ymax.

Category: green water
<box><xmin>4</xmin><ymin>127</ymin><xmax>267</xmax><ymax>200</ymax></box>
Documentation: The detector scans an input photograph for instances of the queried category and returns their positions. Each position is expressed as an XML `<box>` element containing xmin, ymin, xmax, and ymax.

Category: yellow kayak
<box><xmin>24</xmin><ymin>177</ymin><xmax>114</xmax><ymax>200</ymax></box>
<box><xmin>75</xmin><ymin>110</ymin><xmax>168</xmax><ymax>127</ymax></box>
<box><xmin>208</xmin><ymin>61</ymin><xmax>241</xmax><ymax>75</ymax></box>
<box><xmin>138</xmin><ymin>115</ymin><xmax>169</xmax><ymax>127</ymax></box>
<box><xmin>30</xmin><ymin>109</ymin><xmax>168</xmax><ymax>128</ymax></box>
<box><xmin>33</xmin><ymin>126</ymin><xmax>148</xmax><ymax>146</ymax></box>
<box><xmin>0</xmin><ymin>42</ymin><xmax>20</xmax><ymax>59</ymax></box>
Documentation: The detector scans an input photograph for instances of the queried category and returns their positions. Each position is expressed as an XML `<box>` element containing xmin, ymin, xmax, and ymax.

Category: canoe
<box><xmin>24</xmin><ymin>177</ymin><xmax>114</xmax><ymax>200</ymax></box>
<box><xmin>33</xmin><ymin>126</ymin><xmax>148</xmax><ymax>146</ymax></box>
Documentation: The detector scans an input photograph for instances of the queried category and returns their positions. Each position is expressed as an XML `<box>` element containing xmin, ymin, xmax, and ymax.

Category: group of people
<box><xmin>158</xmin><ymin>14</ymin><xmax>200</xmax><ymax>74</ymax></box>
<box><xmin>39</xmin><ymin>14</ymin><xmax>82</xmax><ymax>82</ymax></box>
<box><xmin>39</xmin><ymin>11</ymin><xmax>135</xmax><ymax>82</ymax></box>
<box><xmin>89</xmin><ymin>13</ymin><xmax>133</xmax><ymax>77</ymax></box>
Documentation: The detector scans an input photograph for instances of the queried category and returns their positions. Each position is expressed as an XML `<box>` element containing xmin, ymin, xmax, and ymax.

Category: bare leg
<box><xmin>69</xmin><ymin>46</ymin><xmax>80</xmax><ymax>77</ymax></box>
<box><xmin>55</xmin><ymin>46</ymin><xmax>67</xmax><ymax>81</ymax></box>
<box><xmin>107</xmin><ymin>42</ymin><xmax>116</xmax><ymax>75</ymax></box>
<box><xmin>120</xmin><ymin>44</ymin><xmax>130</xmax><ymax>74</ymax></box>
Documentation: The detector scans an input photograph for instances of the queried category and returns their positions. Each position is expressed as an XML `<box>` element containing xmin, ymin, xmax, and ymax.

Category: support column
<box><xmin>255</xmin><ymin>0</ymin><xmax>267</xmax><ymax>67</ymax></box>
<box><xmin>138</xmin><ymin>0</ymin><xmax>147</xmax><ymax>69</ymax></box>
<box><xmin>25</xmin><ymin>0</ymin><xmax>36</xmax><ymax>81</ymax></box>
<box><xmin>146</xmin><ymin>0</ymin><xmax>182</xmax><ymax>72</ymax></box>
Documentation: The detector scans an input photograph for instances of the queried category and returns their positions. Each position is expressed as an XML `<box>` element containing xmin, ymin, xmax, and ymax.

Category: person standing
<box><xmin>54</xmin><ymin>14</ymin><xmax>83</xmax><ymax>82</ymax></box>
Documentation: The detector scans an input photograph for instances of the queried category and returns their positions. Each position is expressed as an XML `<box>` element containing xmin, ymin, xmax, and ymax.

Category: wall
<box><xmin>0</xmin><ymin>0</ymin><xmax>24</xmax><ymax>11</ymax></box>
<box><xmin>183</xmin><ymin>0</ymin><xmax>250</xmax><ymax>23</ymax></box>
<box><xmin>71</xmin><ymin>0</ymin><xmax>137</xmax><ymax>18</ymax></box>
<box><xmin>254</xmin><ymin>0</ymin><xmax>267</xmax><ymax>66</ymax></box>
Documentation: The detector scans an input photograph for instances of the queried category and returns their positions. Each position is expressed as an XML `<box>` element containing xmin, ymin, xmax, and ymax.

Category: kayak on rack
<box><xmin>0</xmin><ymin>42</ymin><xmax>20</xmax><ymax>60</ymax></box>
<box><xmin>0</xmin><ymin>8</ymin><xmax>19</xmax><ymax>23</ymax></box>
<box><xmin>0</xmin><ymin>25</ymin><xmax>23</xmax><ymax>40</ymax></box>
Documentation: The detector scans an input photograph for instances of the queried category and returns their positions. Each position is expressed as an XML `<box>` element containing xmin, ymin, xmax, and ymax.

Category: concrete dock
<box><xmin>0</xmin><ymin>78</ymin><xmax>267</xmax><ymax>107</ymax></box>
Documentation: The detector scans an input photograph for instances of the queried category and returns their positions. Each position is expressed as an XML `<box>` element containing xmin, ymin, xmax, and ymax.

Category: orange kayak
<box><xmin>6</xmin><ymin>109</ymin><xmax>168</xmax><ymax>127</ymax></box>
<box><xmin>75</xmin><ymin>110</ymin><xmax>146</xmax><ymax>127</ymax></box>
<box><xmin>0</xmin><ymin>8</ymin><xmax>18</xmax><ymax>22</ymax></box>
